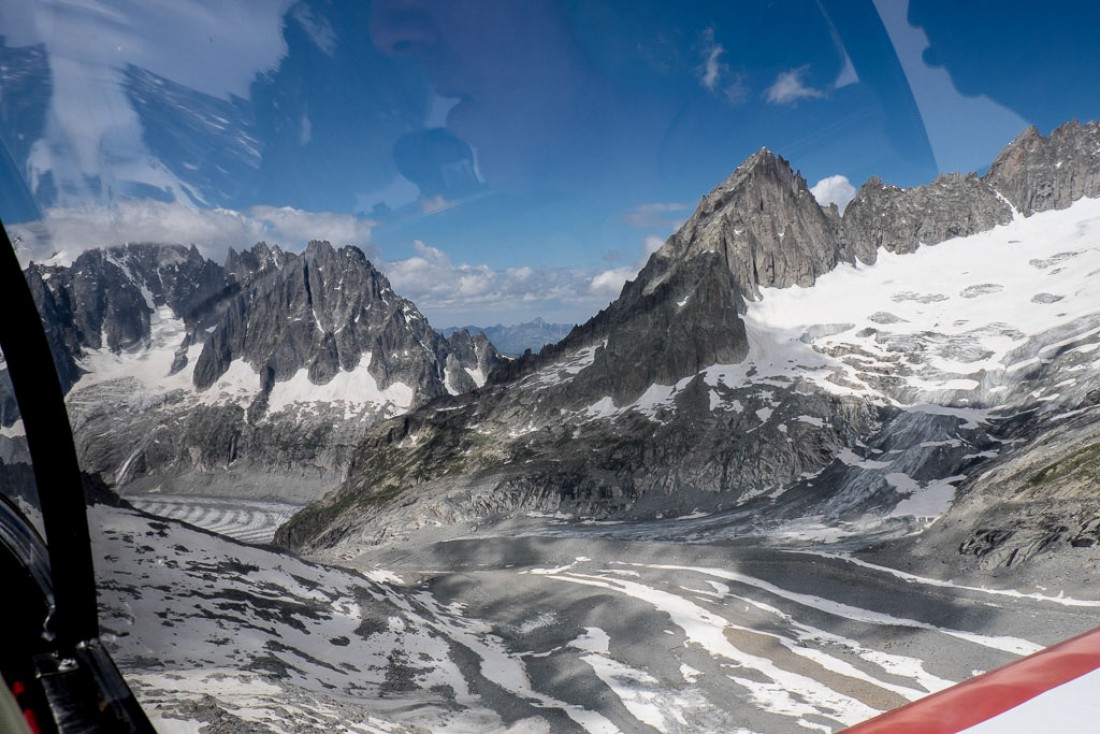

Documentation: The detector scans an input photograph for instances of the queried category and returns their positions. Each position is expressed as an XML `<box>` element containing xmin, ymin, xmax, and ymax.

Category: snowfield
<box><xmin>742</xmin><ymin>195</ymin><xmax>1100</xmax><ymax>408</ymax></box>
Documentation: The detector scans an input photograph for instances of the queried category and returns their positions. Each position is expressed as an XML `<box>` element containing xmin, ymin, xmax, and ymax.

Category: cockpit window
<box><xmin>3</xmin><ymin>3</ymin><xmax>1100</xmax><ymax>733</ymax></box>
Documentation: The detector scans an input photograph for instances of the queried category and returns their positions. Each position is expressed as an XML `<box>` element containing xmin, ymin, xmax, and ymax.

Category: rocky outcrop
<box><xmin>985</xmin><ymin>120</ymin><xmax>1100</xmax><ymax>216</ymax></box>
<box><xmin>440</xmin><ymin>329</ymin><xmax>497</xmax><ymax>393</ymax></box>
<box><xmin>193</xmin><ymin>240</ymin><xmax>469</xmax><ymax>406</ymax></box>
<box><xmin>440</xmin><ymin>318</ymin><xmax>574</xmax><ymax>356</ymax></box>
<box><xmin>580</xmin><ymin>251</ymin><xmax>748</xmax><ymax>404</ymax></box>
<box><xmin>275</xmin><ymin>370</ymin><xmax>886</xmax><ymax>551</ymax></box>
<box><xmin>839</xmin><ymin>173</ymin><xmax>1012</xmax><ymax>263</ymax></box>
<box><xmin>3</xmin><ymin>243</ymin><xmax>236</xmax><ymax>425</ymax></box>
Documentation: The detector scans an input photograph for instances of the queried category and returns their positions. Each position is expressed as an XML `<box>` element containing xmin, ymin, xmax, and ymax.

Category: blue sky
<box><xmin>3</xmin><ymin>0</ymin><xmax>1100</xmax><ymax>327</ymax></box>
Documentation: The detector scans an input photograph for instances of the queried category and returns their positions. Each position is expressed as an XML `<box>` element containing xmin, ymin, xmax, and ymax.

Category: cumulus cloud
<box><xmin>12</xmin><ymin>201</ymin><xmax>375</xmax><ymax>265</ymax></box>
<box><xmin>587</xmin><ymin>233</ymin><xmax>669</xmax><ymax>300</ymax></box>
<box><xmin>765</xmin><ymin>66</ymin><xmax>826</xmax><ymax>106</ymax></box>
<box><xmin>588</xmin><ymin>267</ymin><xmax>636</xmax><ymax>298</ymax></box>
<box><xmin>383</xmin><ymin>241</ymin><xmax>608</xmax><ymax>326</ymax></box>
<box><xmin>382</xmin><ymin>230</ymin><xmax>680</xmax><ymax>327</ymax></box>
<box><xmin>245</xmin><ymin>206</ymin><xmax>375</xmax><ymax>250</ymax></box>
<box><xmin>810</xmin><ymin>175</ymin><xmax>857</xmax><ymax>213</ymax></box>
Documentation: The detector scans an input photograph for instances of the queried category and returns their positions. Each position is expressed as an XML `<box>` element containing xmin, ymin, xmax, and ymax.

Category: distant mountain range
<box><xmin>439</xmin><ymin>317</ymin><xmax>575</xmax><ymax>356</ymax></box>
<box><xmin>278</xmin><ymin>120</ymin><xmax>1100</xmax><ymax>577</ymax></box>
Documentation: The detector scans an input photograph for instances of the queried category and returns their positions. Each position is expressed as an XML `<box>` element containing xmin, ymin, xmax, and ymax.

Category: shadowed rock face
<box><xmin>279</xmin><ymin>120</ymin><xmax>1100</xmax><ymax>557</ymax></box>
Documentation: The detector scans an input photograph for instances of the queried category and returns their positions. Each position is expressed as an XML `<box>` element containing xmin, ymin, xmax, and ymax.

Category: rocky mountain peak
<box><xmin>6</xmin><ymin>240</ymin><xmax>502</xmax><ymax>497</ymax></box>
<box><xmin>659</xmin><ymin>145</ymin><xmax>841</xmax><ymax>300</ymax></box>
<box><xmin>224</xmin><ymin>240</ymin><xmax>291</xmax><ymax>284</ymax></box>
<box><xmin>839</xmin><ymin>171</ymin><xmax>1012</xmax><ymax>263</ymax></box>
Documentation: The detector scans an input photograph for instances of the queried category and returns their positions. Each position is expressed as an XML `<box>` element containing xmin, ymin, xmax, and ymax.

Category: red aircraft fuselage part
<box><xmin>842</xmin><ymin>625</ymin><xmax>1100</xmax><ymax>733</ymax></box>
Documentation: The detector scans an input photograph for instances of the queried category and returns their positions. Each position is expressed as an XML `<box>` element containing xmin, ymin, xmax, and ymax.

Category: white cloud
<box><xmin>809</xmin><ymin>175</ymin><xmax>857</xmax><ymax>213</ymax></box>
<box><xmin>643</xmin><ymin>235</ymin><xmax>665</xmax><ymax>257</ymax></box>
<box><xmin>12</xmin><ymin>202</ymin><xmax>375</xmax><ymax>265</ymax></box>
<box><xmin>245</xmin><ymin>206</ymin><xmax>375</xmax><ymax>250</ymax></box>
<box><xmin>588</xmin><ymin>267</ymin><xmax>636</xmax><ymax>298</ymax></box>
<box><xmin>765</xmin><ymin>66</ymin><xmax>826</xmax><ymax>106</ymax></box>
<box><xmin>382</xmin><ymin>241</ymin><xmax>609</xmax><ymax>327</ymax></box>
<box><xmin>695</xmin><ymin>28</ymin><xmax>749</xmax><ymax>106</ymax></box>
<box><xmin>700</xmin><ymin>40</ymin><xmax>724</xmax><ymax>92</ymax></box>
<box><xmin>587</xmin><ymin>232</ymin><xmax>669</xmax><ymax>300</ymax></box>
<box><xmin>382</xmin><ymin>230</ymin><xmax>680</xmax><ymax>327</ymax></box>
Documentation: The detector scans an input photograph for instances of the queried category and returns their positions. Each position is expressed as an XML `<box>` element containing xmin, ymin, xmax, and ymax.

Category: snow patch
<box><xmin>0</xmin><ymin>420</ymin><xmax>26</xmax><ymax>438</ymax></box>
<box><xmin>889</xmin><ymin>475</ymin><xmax>965</xmax><ymax>520</ymax></box>
<box><xmin>268</xmin><ymin>353</ymin><xmax>413</xmax><ymax>414</ymax></box>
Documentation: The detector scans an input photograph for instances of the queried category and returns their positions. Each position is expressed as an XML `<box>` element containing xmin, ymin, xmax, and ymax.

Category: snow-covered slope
<box><xmin>742</xmin><ymin>196</ymin><xmax>1100</xmax><ymax>410</ymax></box>
<box><xmin>565</xmin><ymin>195</ymin><xmax>1100</xmax><ymax>522</ymax></box>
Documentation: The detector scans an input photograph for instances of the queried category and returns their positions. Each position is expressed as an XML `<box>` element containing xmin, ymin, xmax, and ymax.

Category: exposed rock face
<box><xmin>900</xmin><ymin>345</ymin><xmax>1100</xmax><ymax>572</ymax></box>
<box><xmin>5</xmin><ymin>243</ymin><xmax>236</xmax><ymax>423</ymax></box>
<box><xmin>985</xmin><ymin>120</ymin><xmax>1100</xmax><ymax>216</ymax></box>
<box><xmin>440</xmin><ymin>329</ymin><xmax>498</xmax><ymax>393</ymax></box>
<box><xmin>840</xmin><ymin>173</ymin><xmax>1012</xmax><ymax>263</ymax></box>
<box><xmin>584</xmin><ymin>252</ymin><xmax>748</xmax><ymax>404</ymax></box>
<box><xmin>2</xmin><ymin>241</ymin><xmax>499</xmax><ymax>502</ymax></box>
<box><xmin>279</xmin><ymin>120</ymin><xmax>1100</xmax><ymax>560</ymax></box>
<box><xmin>663</xmin><ymin>149</ymin><xmax>842</xmax><ymax>298</ymax></box>
<box><xmin>193</xmin><ymin>240</ymin><xmax>470</xmax><ymax>405</ymax></box>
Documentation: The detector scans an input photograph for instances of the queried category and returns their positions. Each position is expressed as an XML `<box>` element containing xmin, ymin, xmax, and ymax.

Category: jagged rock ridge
<box><xmin>3</xmin><ymin>240</ymin><xmax>499</xmax><ymax>503</ymax></box>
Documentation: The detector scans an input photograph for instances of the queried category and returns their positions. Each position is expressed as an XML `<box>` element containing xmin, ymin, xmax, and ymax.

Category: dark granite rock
<box><xmin>840</xmin><ymin>173</ymin><xmax>1012</xmax><ymax>263</ymax></box>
